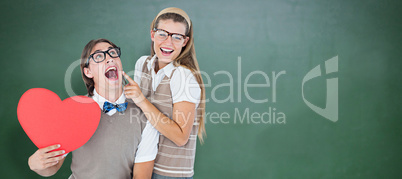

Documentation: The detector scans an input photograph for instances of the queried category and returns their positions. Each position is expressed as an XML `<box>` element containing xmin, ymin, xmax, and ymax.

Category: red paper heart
<box><xmin>17</xmin><ymin>88</ymin><xmax>101</xmax><ymax>153</ymax></box>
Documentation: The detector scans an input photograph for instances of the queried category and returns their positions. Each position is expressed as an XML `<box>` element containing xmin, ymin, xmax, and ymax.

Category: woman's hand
<box><xmin>28</xmin><ymin>144</ymin><xmax>66</xmax><ymax>176</ymax></box>
<box><xmin>122</xmin><ymin>72</ymin><xmax>195</xmax><ymax>147</ymax></box>
<box><xmin>123</xmin><ymin>71</ymin><xmax>147</xmax><ymax>106</ymax></box>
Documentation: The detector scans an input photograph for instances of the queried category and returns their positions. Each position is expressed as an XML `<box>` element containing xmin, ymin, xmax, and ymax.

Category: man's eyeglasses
<box><xmin>153</xmin><ymin>28</ymin><xmax>187</xmax><ymax>45</ymax></box>
<box><xmin>86</xmin><ymin>47</ymin><xmax>121</xmax><ymax>66</ymax></box>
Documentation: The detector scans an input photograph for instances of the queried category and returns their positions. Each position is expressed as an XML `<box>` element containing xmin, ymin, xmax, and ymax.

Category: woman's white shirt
<box><xmin>133</xmin><ymin>55</ymin><xmax>201</xmax><ymax>107</ymax></box>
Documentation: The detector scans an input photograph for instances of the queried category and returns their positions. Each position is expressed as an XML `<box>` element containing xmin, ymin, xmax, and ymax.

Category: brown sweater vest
<box><xmin>140</xmin><ymin>57</ymin><xmax>199</xmax><ymax>177</ymax></box>
<box><xmin>69</xmin><ymin>102</ymin><xmax>147</xmax><ymax>179</ymax></box>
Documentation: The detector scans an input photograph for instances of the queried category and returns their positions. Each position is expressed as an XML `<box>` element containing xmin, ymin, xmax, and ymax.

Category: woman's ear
<box><xmin>150</xmin><ymin>30</ymin><xmax>155</xmax><ymax>42</ymax></box>
<box><xmin>182</xmin><ymin>36</ymin><xmax>190</xmax><ymax>47</ymax></box>
<box><xmin>84</xmin><ymin>67</ymin><xmax>93</xmax><ymax>78</ymax></box>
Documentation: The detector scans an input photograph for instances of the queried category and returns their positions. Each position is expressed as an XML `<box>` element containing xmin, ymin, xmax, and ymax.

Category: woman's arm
<box><xmin>28</xmin><ymin>144</ymin><xmax>66</xmax><ymax>177</ymax></box>
<box><xmin>133</xmin><ymin>161</ymin><xmax>154</xmax><ymax>179</ymax></box>
<box><xmin>123</xmin><ymin>72</ymin><xmax>195</xmax><ymax>146</ymax></box>
<box><xmin>140</xmin><ymin>100</ymin><xmax>195</xmax><ymax>146</ymax></box>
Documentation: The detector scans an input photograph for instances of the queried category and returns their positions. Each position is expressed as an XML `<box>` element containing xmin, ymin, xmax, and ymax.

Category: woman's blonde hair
<box><xmin>150</xmin><ymin>9</ymin><xmax>206</xmax><ymax>143</ymax></box>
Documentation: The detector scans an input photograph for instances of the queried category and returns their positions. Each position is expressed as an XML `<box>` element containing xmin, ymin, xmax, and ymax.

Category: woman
<box><xmin>123</xmin><ymin>7</ymin><xmax>206</xmax><ymax>179</ymax></box>
<box><xmin>28</xmin><ymin>39</ymin><xmax>159</xmax><ymax>179</ymax></box>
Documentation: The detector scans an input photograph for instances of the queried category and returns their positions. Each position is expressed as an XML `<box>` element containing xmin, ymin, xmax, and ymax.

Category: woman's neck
<box><xmin>154</xmin><ymin>58</ymin><xmax>169</xmax><ymax>73</ymax></box>
<box><xmin>154</xmin><ymin>60</ymin><xmax>160</xmax><ymax>73</ymax></box>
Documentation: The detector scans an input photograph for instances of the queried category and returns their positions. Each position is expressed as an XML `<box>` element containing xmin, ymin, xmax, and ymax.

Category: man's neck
<box><xmin>94</xmin><ymin>87</ymin><xmax>122</xmax><ymax>103</ymax></box>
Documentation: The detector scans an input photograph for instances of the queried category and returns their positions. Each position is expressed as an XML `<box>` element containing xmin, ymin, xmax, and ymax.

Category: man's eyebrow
<box><xmin>93</xmin><ymin>50</ymin><xmax>103</xmax><ymax>53</ymax></box>
<box><xmin>92</xmin><ymin>46</ymin><xmax>114</xmax><ymax>53</ymax></box>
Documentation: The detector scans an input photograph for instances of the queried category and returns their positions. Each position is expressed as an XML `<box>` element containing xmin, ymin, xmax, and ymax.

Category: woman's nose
<box><xmin>164</xmin><ymin>35</ymin><xmax>174</xmax><ymax>44</ymax></box>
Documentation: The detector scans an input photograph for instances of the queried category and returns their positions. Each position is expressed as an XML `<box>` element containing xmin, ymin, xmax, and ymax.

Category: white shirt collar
<box><xmin>148</xmin><ymin>55</ymin><xmax>175</xmax><ymax>78</ymax></box>
<box><xmin>92</xmin><ymin>89</ymin><xmax>126</xmax><ymax>111</ymax></box>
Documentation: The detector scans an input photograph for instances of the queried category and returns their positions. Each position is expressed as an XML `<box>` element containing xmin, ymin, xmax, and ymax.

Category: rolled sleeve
<box><xmin>171</xmin><ymin>67</ymin><xmax>201</xmax><ymax>107</ymax></box>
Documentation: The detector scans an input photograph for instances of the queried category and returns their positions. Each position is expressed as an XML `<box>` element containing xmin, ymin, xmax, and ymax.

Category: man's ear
<box><xmin>84</xmin><ymin>67</ymin><xmax>93</xmax><ymax>78</ymax></box>
<box><xmin>182</xmin><ymin>37</ymin><xmax>189</xmax><ymax>47</ymax></box>
<box><xmin>150</xmin><ymin>30</ymin><xmax>155</xmax><ymax>42</ymax></box>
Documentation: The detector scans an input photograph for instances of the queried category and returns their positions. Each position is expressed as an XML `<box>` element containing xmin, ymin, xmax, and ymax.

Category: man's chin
<box><xmin>107</xmin><ymin>83</ymin><xmax>122</xmax><ymax>89</ymax></box>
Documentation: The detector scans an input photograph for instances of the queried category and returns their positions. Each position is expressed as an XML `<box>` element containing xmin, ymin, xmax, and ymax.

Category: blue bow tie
<box><xmin>103</xmin><ymin>101</ymin><xmax>128</xmax><ymax>113</ymax></box>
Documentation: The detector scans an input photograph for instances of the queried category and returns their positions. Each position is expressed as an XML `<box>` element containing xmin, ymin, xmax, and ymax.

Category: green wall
<box><xmin>1</xmin><ymin>0</ymin><xmax>401</xmax><ymax>178</ymax></box>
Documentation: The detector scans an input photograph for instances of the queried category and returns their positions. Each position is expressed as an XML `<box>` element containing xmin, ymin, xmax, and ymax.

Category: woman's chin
<box><xmin>157</xmin><ymin>56</ymin><xmax>174</xmax><ymax>64</ymax></box>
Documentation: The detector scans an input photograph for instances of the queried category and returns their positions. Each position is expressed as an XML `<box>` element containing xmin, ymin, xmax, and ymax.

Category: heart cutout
<box><xmin>17</xmin><ymin>88</ymin><xmax>101</xmax><ymax>153</ymax></box>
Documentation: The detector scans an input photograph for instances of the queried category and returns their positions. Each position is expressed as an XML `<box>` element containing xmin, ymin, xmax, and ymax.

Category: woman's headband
<box><xmin>155</xmin><ymin>7</ymin><xmax>191</xmax><ymax>29</ymax></box>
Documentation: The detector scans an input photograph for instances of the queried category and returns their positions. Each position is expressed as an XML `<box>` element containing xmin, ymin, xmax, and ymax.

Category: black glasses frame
<box><xmin>153</xmin><ymin>28</ymin><xmax>187</xmax><ymax>41</ymax></box>
<box><xmin>86</xmin><ymin>47</ymin><xmax>121</xmax><ymax>66</ymax></box>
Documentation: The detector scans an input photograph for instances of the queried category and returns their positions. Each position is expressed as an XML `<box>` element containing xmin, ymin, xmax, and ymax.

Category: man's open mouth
<box><xmin>105</xmin><ymin>66</ymin><xmax>118</xmax><ymax>80</ymax></box>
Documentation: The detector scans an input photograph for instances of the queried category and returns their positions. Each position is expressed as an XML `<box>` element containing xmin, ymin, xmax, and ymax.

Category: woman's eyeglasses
<box><xmin>86</xmin><ymin>47</ymin><xmax>121</xmax><ymax>66</ymax></box>
<box><xmin>153</xmin><ymin>28</ymin><xmax>187</xmax><ymax>45</ymax></box>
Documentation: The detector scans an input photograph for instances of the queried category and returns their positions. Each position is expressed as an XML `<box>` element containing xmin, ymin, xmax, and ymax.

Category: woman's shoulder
<box><xmin>136</xmin><ymin>55</ymin><xmax>150</xmax><ymax>65</ymax></box>
<box><xmin>170</xmin><ymin>65</ymin><xmax>201</xmax><ymax>104</ymax></box>
<box><xmin>134</xmin><ymin>55</ymin><xmax>151</xmax><ymax>71</ymax></box>
<box><xmin>173</xmin><ymin>65</ymin><xmax>196</xmax><ymax>78</ymax></box>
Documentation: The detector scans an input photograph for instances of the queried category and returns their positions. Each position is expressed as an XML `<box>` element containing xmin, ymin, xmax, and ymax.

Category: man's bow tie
<box><xmin>103</xmin><ymin>101</ymin><xmax>128</xmax><ymax>113</ymax></box>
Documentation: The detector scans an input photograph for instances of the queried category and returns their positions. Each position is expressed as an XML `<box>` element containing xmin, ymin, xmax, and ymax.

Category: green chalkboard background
<box><xmin>1</xmin><ymin>0</ymin><xmax>401</xmax><ymax>178</ymax></box>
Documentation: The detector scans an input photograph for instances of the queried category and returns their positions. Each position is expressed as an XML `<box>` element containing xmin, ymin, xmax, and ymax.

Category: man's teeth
<box><xmin>161</xmin><ymin>48</ymin><xmax>173</xmax><ymax>52</ymax></box>
<box><xmin>105</xmin><ymin>67</ymin><xmax>118</xmax><ymax>79</ymax></box>
<box><xmin>106</xmin><ymin>67</ymin><xmax>117</xmax><ymax>72</ymax></box>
